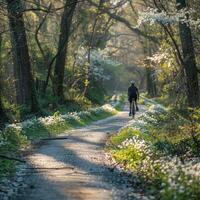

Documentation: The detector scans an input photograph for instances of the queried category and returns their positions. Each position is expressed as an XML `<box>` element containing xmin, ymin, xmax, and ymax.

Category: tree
<box><xmin>54</xmin><ymin>0</ymin><xmax>78</xmax><ymax>101</ymax></box>
<box><xmin>146</xmin><ymin>67</ymin><xmax>157</xmax><ymax>97</ymax></box>
<box><xmin>0</xmin><ymin>32</ymin><xmax>7</xmax><ymax>123</ymax></box>
<box><xmin>6</xmin><ymin>0</ymin><xmax>38</xmax><ymax>112</ymax></box>
<box><xmin>87</xmin><ymin>0</ymin><xmax>158</xmax><ymax>43</ymax></box>
<box><xmin>176</xmin><ymin>0</ymin><xmax>200</xmax><ymax>107</ymax></box>
<box><xmin>0</xmin><ymin>86</ymin><xmax>6</xmax><ymax>124</ymax></box>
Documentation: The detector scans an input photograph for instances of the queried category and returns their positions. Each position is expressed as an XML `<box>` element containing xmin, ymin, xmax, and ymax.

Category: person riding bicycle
<box><xmin>128</xmin><ymin>81</ymin><xmax>139</xmax><ymax>116</ymax></box>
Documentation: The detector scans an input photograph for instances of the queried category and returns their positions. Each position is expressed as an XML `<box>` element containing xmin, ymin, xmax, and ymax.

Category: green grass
<box><xmin>25</xmin><ymin>110</ymin><xmax>116</xmax><ymax>140</ymax></box>
<box><xmin>111</xmin><ymin>146</ymin><xmax>142</xmax><ymax>169</ymax></box>
<box><xmin>108</xmin><ymin>127</ymin><xmax>144</xmax><ymax>148</ymax></box>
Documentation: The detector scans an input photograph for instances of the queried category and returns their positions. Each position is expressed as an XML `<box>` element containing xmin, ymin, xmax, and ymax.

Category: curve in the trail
<box><xmin>14</xmin><ymin>105</ymin><xmax>145</xmax><ymax>200</ymax></box>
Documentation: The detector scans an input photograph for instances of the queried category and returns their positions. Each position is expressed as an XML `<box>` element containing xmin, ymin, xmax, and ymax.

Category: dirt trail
<box><xmin>14</xmin><ymin>105</ymin><xmax>146</xmax><ymax>200</ymax></box>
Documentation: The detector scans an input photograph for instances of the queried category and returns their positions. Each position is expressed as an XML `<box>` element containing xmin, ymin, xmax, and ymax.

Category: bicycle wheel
<box><xmin>132</xmin><ymin>101</ymin><xmax>135</xmax><ymax>118</ymax></box>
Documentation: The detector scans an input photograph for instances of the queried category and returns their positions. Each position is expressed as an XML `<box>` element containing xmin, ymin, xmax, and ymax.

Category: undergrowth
<box><xmin>108</xmin><ymin>102</ymin><xmax>200</xmax><ymax>200</ymax></box>
<box><xmin>0</xmin><ymin>95</ymin><xmax>124</xmax><ymax>179</ymax></box>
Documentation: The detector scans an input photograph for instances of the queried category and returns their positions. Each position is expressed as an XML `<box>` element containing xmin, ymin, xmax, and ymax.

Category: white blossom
<box><xmin>137</xmin><ymin>7</ymin><xmax>200</xmax><ymax>29</ymax></box>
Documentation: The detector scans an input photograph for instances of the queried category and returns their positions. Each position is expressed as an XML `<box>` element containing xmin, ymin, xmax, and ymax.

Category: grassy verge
<box><xmin>108</xmin><ymin>102</ymin><xmax>200</xmax><ymax>200</ymax></box>
<box><xmin>0</xmin><ymin>96</ymin><xmax>124</xmax><ymax>179</ymax></box>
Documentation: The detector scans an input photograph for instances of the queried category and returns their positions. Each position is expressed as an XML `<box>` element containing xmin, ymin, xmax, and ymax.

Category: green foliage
<box><xmin>109</xmin><ymin>127</ymin><xmax>141</xmax><ymax>147</ymax></box>
<box><xmin>112</xmin><ymin>146</ymin><xmax>142</xmax><ymax>169</ymax></box>
<box><xmin>86</xmin><ymin>81</ymin><xmax>106</xmax><ymax>104</ymax></box>
<box><xmin>108</xmin><ymin>103</ymin><xmax>200</xmax><ymax>200</ymax></box>
<box><xmin>3</xmin><ymin>99</ymin><xmax>32</xmax><ymax>122</ymax></box>
<box><xmin>0</xmin><ymin>128</ymin><xmax>28</xmax><ymax>178</ymax></box>
<box><xmin>3</xmin><ymin>128</ymin><xmax>29</xmax><ymax>148</ymax></box>
<box><xmin>0</xmin><ymin>159</ymin><xmax>17</xmax><ymax>178</ymax></box>
<box><xmin>160</xmin><ymin>174</ymin><xmax>200</xmax><ymax>200</ymax></box>
<box><xmin>149</xmin><ymin>108</ymin><xmax>200</xmax><ymax>157</ymax></box>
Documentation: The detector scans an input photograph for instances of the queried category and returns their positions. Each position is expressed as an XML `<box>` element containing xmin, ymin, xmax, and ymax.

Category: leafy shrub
<box><xmin>86</xmin><ymin>81</ymin><xmax>106</xmax><ymax>104</ymax></box>
<box><xmin>112</xmin><ymin>146</ymin><xmax>142</xmax><ymax>168</ymax></box>
<box><xmin>3</xmin><ymin>128</ymin><xmax>28</xmax><ymax>148</ymax></box>
<box><xmin>109</xmin><ymin>127</ymin><xmax>141</xmax><ymax>147</ymax></box>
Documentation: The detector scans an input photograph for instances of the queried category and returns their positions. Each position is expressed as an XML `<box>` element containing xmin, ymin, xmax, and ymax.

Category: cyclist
<box><xmin>128</xmin><ymin>81</ymin><xmax>139</xmax><ymax>116</ymax></box>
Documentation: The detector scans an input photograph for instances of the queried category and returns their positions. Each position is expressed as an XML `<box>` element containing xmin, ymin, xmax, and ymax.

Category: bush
<box><xmin>3</xmin><ymin>128</ymin><xmax>28</xmax><ymax>148</ymax></box>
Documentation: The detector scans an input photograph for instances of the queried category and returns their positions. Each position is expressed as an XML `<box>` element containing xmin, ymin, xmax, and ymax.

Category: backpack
<box><xmin>128</xmin><ymin>85</ymin><xmax>138</xmax><ymax>97</ymax></box>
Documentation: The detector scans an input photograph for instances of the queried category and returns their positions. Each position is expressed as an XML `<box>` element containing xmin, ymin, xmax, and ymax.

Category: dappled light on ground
<box><xmin>14</xmin><ymin>105</ymin><xmax>145</xmax><ymax>200</ymax></box>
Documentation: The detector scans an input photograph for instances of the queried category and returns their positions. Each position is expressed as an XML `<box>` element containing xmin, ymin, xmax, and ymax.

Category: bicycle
<box><xmin>130</xmin><ymin>100</ymin><xmax>136</xmax><ymax>118</ymax></box>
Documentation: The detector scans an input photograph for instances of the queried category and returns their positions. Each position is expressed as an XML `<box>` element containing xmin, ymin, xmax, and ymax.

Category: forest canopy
<box><xmin>0</xmin><ymin>0</ymin><xmax>200</xmax><ymax>123</ymax></box>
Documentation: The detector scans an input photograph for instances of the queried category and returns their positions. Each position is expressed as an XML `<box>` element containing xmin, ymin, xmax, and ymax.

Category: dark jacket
<box><xmin>128</xmin><ymin>84</ymin><xmax>139</xmax><ymax>99</ymax></box>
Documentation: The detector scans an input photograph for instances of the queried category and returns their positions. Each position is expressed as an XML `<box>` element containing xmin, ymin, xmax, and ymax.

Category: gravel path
<box><xmin>13</xmin><ymin>105</ymin><xmax>146</xmax><ymax>200</ymax></box>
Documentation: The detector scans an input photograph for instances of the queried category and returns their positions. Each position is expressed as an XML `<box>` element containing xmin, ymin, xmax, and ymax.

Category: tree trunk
<box><xmin>0</xmin><ymin>50</ymin><xmax>4</xmax><ymax>124</ymax></box>
<box><xmin>6</xmin><ymin>0</ymin><xmax>38</xmax><ymax>112</ymax></box>
<box><xmin>146</xmin><ymin>67</ymin><xmax>157</xmax><ymax>97</ymax></box>
<box><xmin>54</xmin><ymin>0</ymin><xmax>78</xmax><ymax>101</ymax></box>
<box><xmin>0</xmin><ymin>33</ymin><xmax>7</xmax><ymax>124</ymax></box>
<box><xmin>145</xmin><ymin>41</ymin><xmax>157</xmax><ymax>97</ymax></box>
<box><xmin>177</xmin><ymin>0</ymin><xmax>200</xmax><ymax>107</ymax></box>
<box><xmin>0</xmin><ymin>88</ymin><xmax>6</xmax><ymax>124</ymax></box>
<box><xmin>0</xmin><ymin>98</ymin><xmax>5</xmax><ymax>122</ymax></box>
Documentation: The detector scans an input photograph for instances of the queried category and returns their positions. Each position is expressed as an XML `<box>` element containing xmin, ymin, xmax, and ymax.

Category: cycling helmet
<box><xmin>130</xmin><ymin>80</ymin><xmax>135</xmax><ymax>84</ymax></box>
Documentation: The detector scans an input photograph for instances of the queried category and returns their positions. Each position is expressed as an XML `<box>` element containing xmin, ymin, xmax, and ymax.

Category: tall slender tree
<box><xmin>0</xmin><ymin>94</ymin><xmax>6</xmax><ymax>125</ymax></box>
<box><xmin>146</xmin><ymin>67</ymin><xmax>157</xmax><ymax>97</ymax></box>
<box><xmin>0</xmin><ymin>86</ymin><xmax>6</xmax><ymax>124</ymax></box>
<box><xmin>54</xmin><ymin>0</ymin><xmax>78</xmax><ymax>101</ymax></box>
<box><xmin>6</xmin><ymin>0</ymin><xmax>38</xmax><ymax>112</ymax></box>
<box><xmin>0</xmin><ymin>33</ymin><xmax>7</xmax><ymax>123</ymax></box>
<box><xmin>177</xmin><ymin>0</ymin><xmax>200</xmax><ymax>107</ymax></box>
<box><xmin>142</xmin><ymin>32</ymin><xmax>158</xmax><ymax>97</ymax></box>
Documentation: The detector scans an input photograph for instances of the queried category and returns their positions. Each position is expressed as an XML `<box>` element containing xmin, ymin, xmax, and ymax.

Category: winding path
<box><xmin>15</xmin><ymin>105</ymin><xmax>145</xmax><ymax>200</ymax></box>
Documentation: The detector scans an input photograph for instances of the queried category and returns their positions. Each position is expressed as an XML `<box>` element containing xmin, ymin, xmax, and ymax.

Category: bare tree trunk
<box><xmin>0</xmin><ymin>33</ymin><xmax>7</xmax><ymax>124</ymax></box>
<box><xmin>146</xmin><ymin>67</ymin><xmax>157</xmax><ymax>97</ymax></box>
<box><xmin>177</xmin><ymin>0</ymin><xmax>200</xmax><ymax>107</ymax></box>
<box><xmin>83</xmin><ymin>0</ymin><xmax>105</xmax><ymax>96</ymax></box>
<box><xmin>54</xmin><ymin>0</ymin><xmax>78</xmax><ymax>101</ymax></box>
<box><xmin>0</xmin><ymin>95</ymin><xmax>6</xmax><ymax>126</ymax></box>
<box><xmin>0</xmin><ymin>37</ymin><xmax>4</xmax><ymax>122</ymax></box>
<box><xmin>6</xmin><ymin>0</ymin><xmax>38</xmax><ymax>112</ymax></box>
<box><xmin>0</xmin><ymin>99</ymin><xmax>5</xmax><ymax>123</ymax></box>
<box><xmin>0</xmin><ymin>87</ymin><xmax>6</xmax><ymax>124</ymax></box>
<box><xmin>145</xmin><ymin>38</ymin><xmax>157</xmax><ymax>97</ymax></box>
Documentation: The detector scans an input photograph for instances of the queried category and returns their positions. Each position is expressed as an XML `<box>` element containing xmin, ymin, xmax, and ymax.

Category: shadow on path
<box><xmin>14</xmin><ymin>107</ymin><xmax>142</xmax><ymax>200</ymax></box>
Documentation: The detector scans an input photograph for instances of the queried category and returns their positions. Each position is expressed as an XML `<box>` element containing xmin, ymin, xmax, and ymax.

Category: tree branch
<box><xmin>0</xmin><ymin>155</ymin><xmax>26</xmax><ymax>163</ymax></box>
<box><xmin>87</xmin><ymin>0</ymin><xmax>159</xmax><ymax>43</ymax></box>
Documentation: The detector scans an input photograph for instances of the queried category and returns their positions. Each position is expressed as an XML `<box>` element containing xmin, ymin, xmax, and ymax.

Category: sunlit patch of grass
<box><xmin>23</xmin><ymin>108</ymin><xmax>117</xmax><ymax>140</ymax></box>
<box><xmin>111</xmin><ymin>146</ymin><xmax>142</xmax><ymax>169</ymax></box>
<box><xmin>108</xmin><ymin>127</ymin><xmax>144</xmax><ymax>148</ymax></box>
